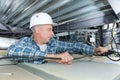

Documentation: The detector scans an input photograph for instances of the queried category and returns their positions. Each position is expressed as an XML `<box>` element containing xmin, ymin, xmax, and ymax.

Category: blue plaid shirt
<box><xmin>7</xmin><ymin>37</ymin><xmax>94</xmax><ymax>64</ymax></box>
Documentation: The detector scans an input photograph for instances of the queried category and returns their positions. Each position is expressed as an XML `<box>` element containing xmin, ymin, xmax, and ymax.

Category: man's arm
<box><xmin>7</xmin><ymin>37</ymin><xmax>47</xmax><ymax>64</ymax></box>
<box><xmin>52</xmin><ymin>38</ymin><xmax>94</xmax><ymax>55</ymax></box>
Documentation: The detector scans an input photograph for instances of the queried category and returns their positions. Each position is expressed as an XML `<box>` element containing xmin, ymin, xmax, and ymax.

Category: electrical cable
<box><xmin>106</xmin><ymin>22</ymin><xmax>120</xmax><ymax>61</ymax></box>
<box><xmin>0</xmin><ymin>55</ymin><xmax>87</xmax><ymax>66</ymax></box>
<box><xmin>106</xmin><ymin>36</ymin><xmax>120</xmax><ymax>61</ymax></box>
<box><xmin>105</xmin><ymin>50</ymin><xmax>120</xmax><ymax>61</ymax></box>
<box><xmin>0</xmin><ymin>55</ymin><xmax>87</xmax><ymax>61</ymax></box>
<box><xmin>0</xmin><ymin>55</ymin><xmax>61</xmax><ymax>60</ymax></box>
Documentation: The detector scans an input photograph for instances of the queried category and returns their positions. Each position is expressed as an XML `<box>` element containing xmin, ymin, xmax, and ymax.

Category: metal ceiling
<box><xmin>0</xmin><ymin>0</ymin><xmax>118</xmax><ymax>38</ymax></box>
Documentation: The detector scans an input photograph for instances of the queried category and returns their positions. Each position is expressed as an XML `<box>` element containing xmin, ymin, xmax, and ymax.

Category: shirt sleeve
<box><xmin>53</xmin><ymin>39</ymin><xmax>94</xmax><ymax>55</ymax></box>
<box><xmin>7</xmin><ymin>37</ymin><xmax>47</xmax><ymax>64</ymax></box>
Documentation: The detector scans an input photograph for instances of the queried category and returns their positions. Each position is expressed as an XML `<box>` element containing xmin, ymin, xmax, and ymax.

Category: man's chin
<box><xmin>45</xmin><ymin>39</ymin><xmax>50</xmax><ymax>43</ymax></box>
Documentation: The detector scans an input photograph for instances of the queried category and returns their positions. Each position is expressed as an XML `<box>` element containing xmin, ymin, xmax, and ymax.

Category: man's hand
<box><xmin>46</xmin><ymin>52</ymin><xmax>73</xmax><ymax>64</ymax></box>
<box><xmin>94</xmin><ymin>47</ymin><xmax>108</xmax><ymax>55</ymax></box>
<box><xmin>55</xmin><ymin>52</ymin><xmax>73</xmax><ymax>65</ymax></box>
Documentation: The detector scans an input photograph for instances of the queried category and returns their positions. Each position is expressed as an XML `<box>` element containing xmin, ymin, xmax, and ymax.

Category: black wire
<box><xmin>0</xmin><ymin>56</ymin><xmax>61</xmax><ymax>66</ymax></box>
<box><xmin>106</xmin><ymin>37</ymin><xmax>120</xmax><ymax>62</ymax></box>
<box><xmin>0</xmin><ymin>56</ymin><xmax>61</xmax><ymax>60</ymax></box>
<box><xmin>105</xmin><ymin>23</ymin><xmax>120</xmax><ymax>61</ymax></box>
<box><xmin>0</xmin><ymin>55</ymin><xmax>87</xmax><ymax>61</ymax></box>
<box><xmin>0</xmin><ymin>55</ymin><xmax>87</xmax><ymax>66</ymax></box>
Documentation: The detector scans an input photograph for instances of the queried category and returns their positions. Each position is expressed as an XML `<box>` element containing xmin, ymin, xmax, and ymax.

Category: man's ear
<box><xmin>34</xmin><ymin>27</ymin><xmax>40</xmax><ymax>33</ymax></box>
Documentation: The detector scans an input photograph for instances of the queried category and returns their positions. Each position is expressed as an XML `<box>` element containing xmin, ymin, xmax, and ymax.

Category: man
<box><xmin>7</xmin><ymin>12</ymin><xmax>108</xmax><ymax>64</ymax></box>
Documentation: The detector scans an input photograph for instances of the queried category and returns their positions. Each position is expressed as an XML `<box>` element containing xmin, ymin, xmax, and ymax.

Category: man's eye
<box><xmin>49</xmin><ymin>29</ymin><xmax>52</xmax><ymax>31</ymax></box>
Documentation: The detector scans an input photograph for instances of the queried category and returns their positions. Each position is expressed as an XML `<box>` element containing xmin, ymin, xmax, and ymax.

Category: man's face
<box><xmin>38</xmin><ymin>24</ymin><xmax>54</xmax><ymax>43</ymax></box>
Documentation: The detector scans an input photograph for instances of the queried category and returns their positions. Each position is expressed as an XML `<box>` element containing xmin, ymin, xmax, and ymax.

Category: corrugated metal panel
<box><xmin>0</xmin><ymin>0</ymin><xmax>118</xmax><ymax>35</ymax></box>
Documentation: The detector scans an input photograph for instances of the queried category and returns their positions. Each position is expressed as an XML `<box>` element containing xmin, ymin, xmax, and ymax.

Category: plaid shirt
<box><xmin>7</xmin><ymin>37</ymin><xmax>94</xmax><ymax>64</ymax></box>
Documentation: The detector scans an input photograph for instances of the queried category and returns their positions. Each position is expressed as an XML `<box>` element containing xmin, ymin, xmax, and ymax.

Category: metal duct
<box><xmin>0</xmin><ymin>37</ymin><xmax>18</xmax><ymax>49</ymax></box>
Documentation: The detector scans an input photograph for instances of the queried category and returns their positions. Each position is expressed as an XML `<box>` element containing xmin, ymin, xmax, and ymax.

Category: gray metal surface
<box><xmin>18</xmin><ymin>56</ymin><xmax>120</xmax><ymax>80</ymax></box>
<box><xmin>107</xmin><ymin>0</ymin><xmax>120</xmax><ymax>19</ymax></box>
<box><xmin>0</xmin><ymin>65</ymin><xmax>43</xmax><ymax>80</ymax></box>
<box><xmin>0</xmin><ymin>0</ymin><xmax>118</xmax><ymax>37</ymax></box>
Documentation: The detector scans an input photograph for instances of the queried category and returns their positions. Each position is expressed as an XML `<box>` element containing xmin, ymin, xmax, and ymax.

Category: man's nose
<box><xmin>51</xmin><ymin>31</ymin><xmax>54</xmax><ymax>36</ymax></box>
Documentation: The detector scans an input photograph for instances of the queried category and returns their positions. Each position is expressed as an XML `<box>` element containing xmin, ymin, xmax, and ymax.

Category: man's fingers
<box><xmin>96</xmin><ymin>47</ymin><xmax>108</xmax><ymax>54</ymax></box>
<box><xmin>55</xmin><ymin>52</ymin><xmax>73</xmax><ymax>65</ymax></box>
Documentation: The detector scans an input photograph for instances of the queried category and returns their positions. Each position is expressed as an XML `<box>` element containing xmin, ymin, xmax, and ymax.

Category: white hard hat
<box><xmin>29</xmin><ymin>12</ymin><xmax>53</xmax><ymax>28</ymax></box>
